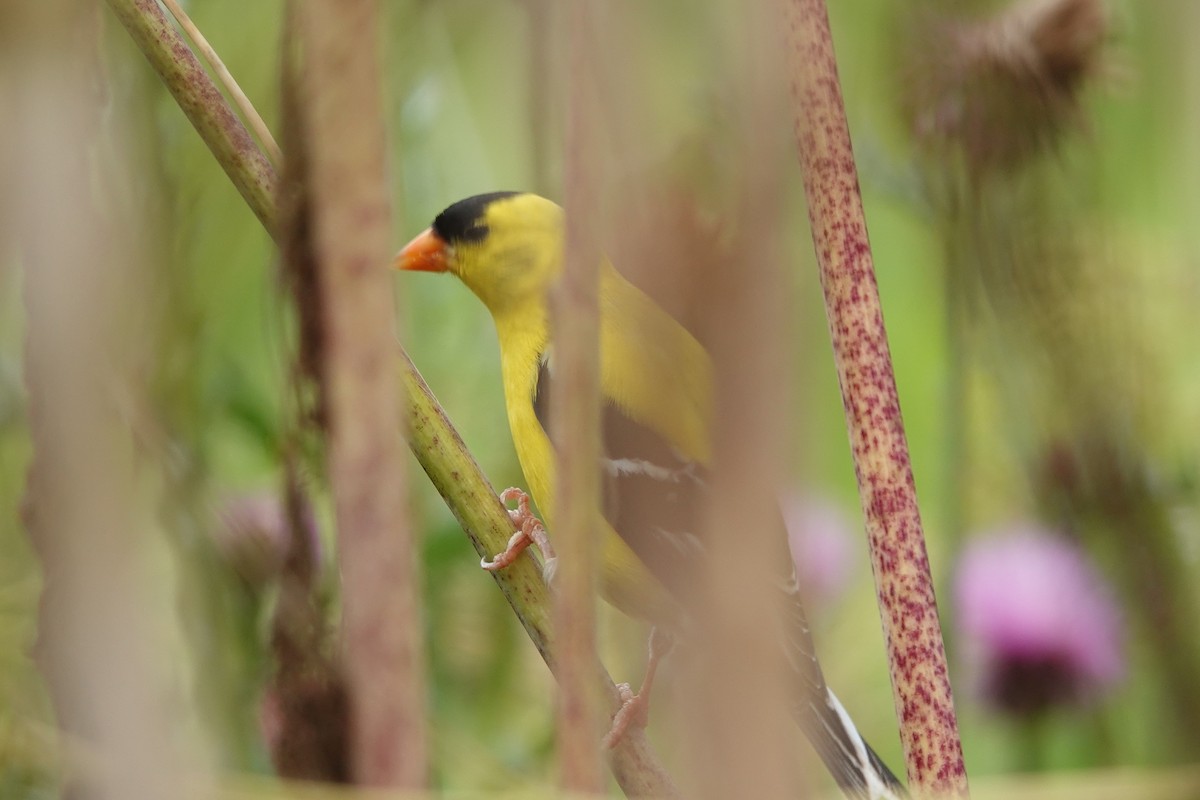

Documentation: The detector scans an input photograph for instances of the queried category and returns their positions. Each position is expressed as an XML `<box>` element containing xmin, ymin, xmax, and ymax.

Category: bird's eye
<box><xmin>459</xmin><ymin>223</ymin><xmax>489</xmax><ymax>243</ymax></box>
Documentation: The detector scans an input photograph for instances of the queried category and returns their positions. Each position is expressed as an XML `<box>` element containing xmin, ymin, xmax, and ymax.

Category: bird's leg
<box><xmin>602</xmin><ymin>626</ymin><xmax>675</xmax><ymax>750</ymax></box>
<box><xmin>481</xmin><ymin>488</ymin><xmax>558</xmax><ymax>581</ymax></box>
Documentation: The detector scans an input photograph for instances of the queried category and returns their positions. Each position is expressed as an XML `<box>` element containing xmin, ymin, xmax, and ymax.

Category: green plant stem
<box><xmin>1016</xmin><ymin>714</ymin><xmax>1048</xmax><ymax>774</ymax></box>
<box><xmin>400</xmin><ymin>354</ymin><xmax>678</xmax><ymax>797</ymax></box>
<box><xmin>104</xmin><ymin>0</ymin><xmax>277</xmax><ymax>236</ymax></box>
<box><xmin>104</xmin><ymin>2</ymin><xmax>679</xmax><ymax>795</ymax></box>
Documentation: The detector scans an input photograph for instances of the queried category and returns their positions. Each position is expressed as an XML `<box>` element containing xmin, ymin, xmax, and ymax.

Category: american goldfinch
<box><xmin>397</xmin><ymin>191</ymin><xmax>906</xmax><ymax>800</ymax></box>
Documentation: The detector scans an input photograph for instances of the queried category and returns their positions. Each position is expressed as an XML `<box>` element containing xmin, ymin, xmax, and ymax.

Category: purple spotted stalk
<box><xmin>783</xmin><ymin>0</ymin><xmax>969</xmax><ymax>795</ymax></box>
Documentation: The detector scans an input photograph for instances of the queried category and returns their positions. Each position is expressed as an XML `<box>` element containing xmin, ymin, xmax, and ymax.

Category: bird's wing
<box><xmin>533</xmin><ymin>351</ymin><xmax>708</xmax><ymax>601</ymax></box>
<box><xmin>533</xmin><ymin>352</ymin><xmax>906</xmax><ymax>800</ymax></box>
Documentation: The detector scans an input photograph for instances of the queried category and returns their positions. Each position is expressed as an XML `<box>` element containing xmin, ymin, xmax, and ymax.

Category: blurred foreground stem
<box><xmin>551</xmin><ymin>0</ymin><xmax>606</xmax><ymax>791</ymax></box>
<box><xmin>104</xmin><ymin>0</ymin><xmax>678</xmax><ymax>794</ymax></box>
<box><xmin>297</xmin><ymin>0</ymin><xmax>427</xmax><ymax>785</ymax></box>
<box><xmin>17</xmin><ymin>1</ymin><xmax>176</xmax><ymax>796</ymax></box>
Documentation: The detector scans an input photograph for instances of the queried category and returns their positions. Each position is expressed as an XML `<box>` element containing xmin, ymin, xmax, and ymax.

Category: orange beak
<box><xmin>394</xmin><ymin>228</ymin><xmax>450</xmax><ymax>272</ymax></box>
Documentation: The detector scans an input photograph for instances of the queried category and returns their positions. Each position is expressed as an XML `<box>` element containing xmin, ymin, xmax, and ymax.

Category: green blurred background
<box><xmin>2</xmin><ymin>0</ymin><xmax>1198</xmax><ymax>796</ymax></box>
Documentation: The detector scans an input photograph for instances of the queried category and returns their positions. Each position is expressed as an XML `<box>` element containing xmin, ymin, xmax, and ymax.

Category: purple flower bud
<box><xmin>783</xmin><ymin>494</ymin><xmax>857</xmax><ymax>608</ymax></box>
<box><xmin>214</xmin><ymin>492</ymin><xmax>321</xmax><ymax>586</ymax></box>
<box><xmin>955</xmin><ymin>525</ymin><xmax>1124</xmax><ymax>715</ymax></box>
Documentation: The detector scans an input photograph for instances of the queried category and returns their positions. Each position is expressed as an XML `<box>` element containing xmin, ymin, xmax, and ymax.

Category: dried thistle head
<box><xmin>901</xmin><ymin>0</ymin><xmax>1110</xmax><ymax>173</ymax></box>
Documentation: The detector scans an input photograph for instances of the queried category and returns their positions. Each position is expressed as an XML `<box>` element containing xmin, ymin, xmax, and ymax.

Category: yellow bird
<box><xmin>397</xmin><ymin>191</ymin><xmax>905</xmax><ymax>800</ymax></box>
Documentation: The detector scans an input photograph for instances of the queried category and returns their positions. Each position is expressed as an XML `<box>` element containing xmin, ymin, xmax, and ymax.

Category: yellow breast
<box><xmin>493</xmin><ymin>299</ymin><xmax>678</xmax><ymax>623</ymax></box>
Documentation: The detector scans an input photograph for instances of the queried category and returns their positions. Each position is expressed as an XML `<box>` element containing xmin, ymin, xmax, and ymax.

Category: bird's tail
<box><xmin>797</xmin><ymin>687</ymin><xmax>908</xmax><ymax>800</ymax></box>
<box><xmin>779</xmin><ymin>576</ymin><xmax>907</xmax><ymax>799</ymax></box>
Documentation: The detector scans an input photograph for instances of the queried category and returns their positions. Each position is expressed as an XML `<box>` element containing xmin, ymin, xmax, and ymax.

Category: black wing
<box><xmin>533</xmin><ymin>353</ymin><xmax>710</xmax><ymax>602</ymax></box>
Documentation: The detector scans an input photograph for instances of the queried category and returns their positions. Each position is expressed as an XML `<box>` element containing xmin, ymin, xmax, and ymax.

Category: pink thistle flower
<box><xmin>955</xmin><ymin>525</ymin><xmax>1124</xmax><ymax>715</ymax></box>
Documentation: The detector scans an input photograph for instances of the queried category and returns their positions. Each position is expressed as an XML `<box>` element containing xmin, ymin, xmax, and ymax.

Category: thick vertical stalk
<box><xmin>551</xmin><ymin>0</ymin><xmax>604</xmax><ymax>790</ymax></box>
<box><xmin>300</xmin><ymin>0</ymin><xmax>427</xmax><ymax>786</ymax></box>
<box><xmin>689</xmin><ymin>2</ymin><xmax>797</xmax><ymax>798</ymax></box>
<box><xmin>784</xmin><ymin>0</ymin><xmax>968</xmax><ymax>795</ymax></box>
<box><xmin>11</xmin><ymin>2</ymin><xmax>176</xmax><ymax>797</ymax></box>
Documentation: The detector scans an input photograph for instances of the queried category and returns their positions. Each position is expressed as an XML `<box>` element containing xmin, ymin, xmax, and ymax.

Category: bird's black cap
<box><xmin>432</xmin><ymin>191</ymin><xmax>522</xmax><ymax>244</ymax></box>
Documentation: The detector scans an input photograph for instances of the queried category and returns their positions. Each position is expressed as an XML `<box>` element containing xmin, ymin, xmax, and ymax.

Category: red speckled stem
<box><xmin>783</xmin><ymin>0</ymin><xmax>969</xmax><ymax>796</ymax></box>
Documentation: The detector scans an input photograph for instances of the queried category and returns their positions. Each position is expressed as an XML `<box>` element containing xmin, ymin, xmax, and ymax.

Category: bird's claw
<box><xmin>602</xmin><ymin>683</ymin><xmax>650</xmax><ymax>750</ymax></box>
<box><xmin>482</xmin><ymin>488</ymin><xmax>557</xmax><ymax>577</ymax></box>
<box><xmin>602</xmin><ymin>627</ymin><xmax>673</xmax><ymax>750</ymax></box>
<box><xmin>480</xmin><ymin>529</ymin><xmax>531</xmax><ymax>571</ymax></box>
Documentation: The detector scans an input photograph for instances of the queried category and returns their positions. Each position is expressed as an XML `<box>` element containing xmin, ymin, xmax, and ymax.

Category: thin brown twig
<box><xmin>266</xmin><ymin>8</ymin><xmax>351</xmax><ymax>777</ymax></box>
<box><xmin>551</xmin><ymin>0</ymin><xmax>606</xmax><ymax>792</ymax></box>
<box><xmin>159</xmin><ymin>0</ymin><xmax>282</xmax><ymax>166</ymax></box>
<box><xmin>104</xmin><ymin>0</ymin><xmax>276</xmax><ymax>235</ymax></box>
<box><xmin>784</xmin><ymin>0</ymin><xmax>969</xmax><ymax>795</ymax></box>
